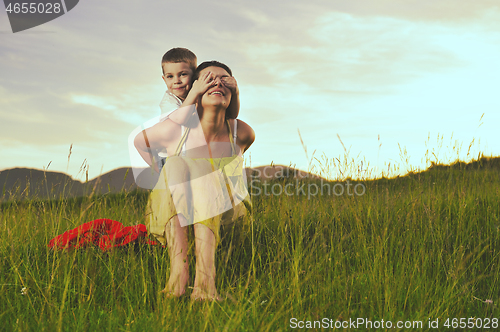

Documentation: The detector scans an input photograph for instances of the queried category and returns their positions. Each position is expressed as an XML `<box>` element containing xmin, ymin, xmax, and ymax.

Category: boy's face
<box><xmin>162</xmin><ymin>62</ymin><xmax>193</xmax><ymax>100</ymax></box>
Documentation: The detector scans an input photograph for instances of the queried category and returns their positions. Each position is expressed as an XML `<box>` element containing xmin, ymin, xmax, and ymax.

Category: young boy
<box><xmin>128</xmin><ymin>48</ymin><xmax>240</xmax><ymax>188</ymax></box>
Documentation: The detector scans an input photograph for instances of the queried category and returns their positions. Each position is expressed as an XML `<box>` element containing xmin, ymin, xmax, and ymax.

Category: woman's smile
<box><xmin>208</xmin><ymin>89</ymin><xmax>224</xmax><ymax>96</ymax></box>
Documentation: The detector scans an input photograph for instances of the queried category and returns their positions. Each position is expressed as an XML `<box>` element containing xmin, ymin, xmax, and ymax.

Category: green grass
<box><xmin>1</xmin><ymin>157</ymin><xmax>499</xmax><ymax>331</ymax></box>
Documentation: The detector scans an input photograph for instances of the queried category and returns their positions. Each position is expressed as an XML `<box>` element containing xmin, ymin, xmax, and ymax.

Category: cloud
<box><xmin>0</xmin><ymin>85</ymin><xmax>136</xmax><ymax>146</ymax></box>
<box><xmin>239</xmin><ymin>13</ymin><xmax>469</xmax><ymax>90</ymax></box>
<box><xmin>300</xmin><ymin>0</ymin><xmax>500</xmax><ymax>23</ymax></box>
<box><xmin>1</xmin><ymin>0</ymin><xmax>499</xmax><ymax>179</ymax></box>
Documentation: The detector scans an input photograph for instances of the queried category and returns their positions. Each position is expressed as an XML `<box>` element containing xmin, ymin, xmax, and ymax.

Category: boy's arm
<box><xmin>222</xmin><ymin>76</ymin><xmax>239</xmax><ymax>119</ymax></box>
<box><xmin>134</xmin><ymin>119</ymin><xmax>181</xmax><ymax>170</ymax></box>
<box><xmin>134</xmin><ymin>132</ymin><xmax>159</xmax><ymax>173</ymax></box>
<box><xmin>167</xmin><ymin>104</ymin><xmax>196</xmax><ymax>126</ymax></box>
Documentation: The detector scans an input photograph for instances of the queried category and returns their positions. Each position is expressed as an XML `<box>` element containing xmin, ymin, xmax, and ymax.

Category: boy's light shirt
<box><xmin>158</xmin><ymin>90</ymin><xmax>183</xmax><ymax>159</ymax></box>
<box><xmin>159</xmin><ymin>89</ymin><xmax>182</xmax><ymax>121</ymax></box>
<box><xmin>128</xmin><ymin>90</ymin><xmax>181</xmax><ymax>189</ymax></box>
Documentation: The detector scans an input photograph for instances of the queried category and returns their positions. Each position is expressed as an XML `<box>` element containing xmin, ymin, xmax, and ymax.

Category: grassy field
<box><xmin>1</xmin><ymin>156</ymin><xmax>499</xmax><ymax>331</ymax></box>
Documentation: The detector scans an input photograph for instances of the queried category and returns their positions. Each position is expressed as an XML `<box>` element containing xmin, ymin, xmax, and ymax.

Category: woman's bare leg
<box><xmin>191</xmin><ymin>223</ymin><xmax>221</xmax><ymax>301</ymax></box>
<box><xmin>161</xmin><ymin>214</ymin><xmax>189</xmax><ymax>296</ymax></box>
<box><xmin>160</xmin><ymin>156</ymin><xmax>191</xmax><ymax>297</ymax></box>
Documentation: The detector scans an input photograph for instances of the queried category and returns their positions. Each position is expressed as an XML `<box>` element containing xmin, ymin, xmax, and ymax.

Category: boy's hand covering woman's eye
<box><xmin>221</xmin><ymin>76</ymin><xmax>238</xmax><ymax>93</ymax></box>
<box><xmin>190</xmin><ymin>71</ymin><xmax>217</xmax><ymax>99</ymax></box>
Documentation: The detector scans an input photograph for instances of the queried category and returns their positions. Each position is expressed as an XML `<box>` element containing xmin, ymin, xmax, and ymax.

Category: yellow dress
<box><xmin>146</xmin><ymin>119</ymin><xmax>252</xmax><ymax>245</ymax></box>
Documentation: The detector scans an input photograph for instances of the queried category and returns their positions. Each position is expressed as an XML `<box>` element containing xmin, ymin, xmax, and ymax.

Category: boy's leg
<box><xmin>162</xmin><ymin>214</ymin><xmax>189</xmax><ymax>296</ymax></box>
<box><xmin>191</xmin><ymin>223</ymin><xmax>221</xmax><ymax>301</ymax></box>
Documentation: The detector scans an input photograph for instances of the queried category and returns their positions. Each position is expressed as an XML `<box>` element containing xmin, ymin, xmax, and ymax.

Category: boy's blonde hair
<box><xmin>161</xmin><ymin>48</ymin><xmax>197</xmax><ymax>74</ymax></box>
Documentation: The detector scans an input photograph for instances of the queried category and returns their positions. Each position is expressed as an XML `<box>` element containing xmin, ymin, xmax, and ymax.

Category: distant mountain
<box><xmin>3</xmin><ymin>157</ymin><xmax>499</xmax><ymax>201</ymax></box>
<box><xmin>0</xmin><ymin>167</ymin><xmax>141</xmax><ymax>201</ymax></box>
<box><xmin>0</xmin><ymin>165</ymin><xmax>323</xmax><ymax>201</ymax></box>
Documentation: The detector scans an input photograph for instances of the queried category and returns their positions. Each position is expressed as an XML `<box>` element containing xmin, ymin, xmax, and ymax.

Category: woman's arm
<box><xmin>235</xmin><ymin>119</ymin><xmax>255</xmax><ymax>153</ymax></box>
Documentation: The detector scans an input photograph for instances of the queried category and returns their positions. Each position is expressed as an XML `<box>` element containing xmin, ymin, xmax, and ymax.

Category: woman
<box><xmin>135</xmin><ymin>61</ymin><xmax>255</xmax><ymax>301</ymax></box>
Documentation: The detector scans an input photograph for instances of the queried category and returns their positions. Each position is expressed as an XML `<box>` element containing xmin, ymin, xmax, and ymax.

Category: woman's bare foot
<box><xmin>160</xmin><ymin>271</ymin><xmax>189</xmax><ymax>298</ymax></box>
<box><xmin>160</xmin><ymin>289</ymin><xmax>185</xmax><ymax>298</ymax></box>
<box><xmin>162</xmin><ymin>215</ymin><xmax>190</xmax><ymax>298</ymax></box>
<box><xmin>160</xmin><ymin>288</ymin><xmax>180</xmax><ymax>298</ymax></box>
<box><xmin>192</xmin><ymin>224</ymin><xmax>220</xmax><ymax>301</ymax></box>
<box><xmin>190</xmin><ymin>287</ymin><xmax>222</xmax><ymax>302</ymax></box>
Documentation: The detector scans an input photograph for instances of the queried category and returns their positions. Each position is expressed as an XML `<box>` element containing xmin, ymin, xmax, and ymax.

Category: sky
<box><xmin>1</xmin><ymin>0</ymin><xmax>499</xmax><ymax>181</ymax></box>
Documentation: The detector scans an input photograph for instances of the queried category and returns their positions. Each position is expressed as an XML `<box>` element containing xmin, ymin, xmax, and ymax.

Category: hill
<box><xmin>0</xmin><ymin>167</ymin><xmax>140</xmax><ymax>201</ymax></box>
<box><xmin>0</xmin><ymin>164</ymin><xmax>323</xmax><ymax>201</ymax></box>
<box><xmin>2</xmin><ymin>157</ymin><xmax>497</xmax><ymax>201</ymax></box>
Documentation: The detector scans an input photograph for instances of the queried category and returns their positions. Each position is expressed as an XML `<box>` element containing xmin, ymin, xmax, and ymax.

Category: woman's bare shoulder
<box><xmin>236</xmin><ymin>119</ymin><xmax>255</xmax><ymax>152</ymax></box>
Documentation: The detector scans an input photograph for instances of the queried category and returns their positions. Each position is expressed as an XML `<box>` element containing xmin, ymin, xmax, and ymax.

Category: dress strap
<box><xmin>174</xmin><ymin>125</ymin><xmax>190</xmax><ymax>157</ymax></box>
<box><xmin>227</xmin><ymin>119</ymin><xmax>237</xmax><ymax>156</ymax></box>
<box><xmin>233</xmin><ymin>119</ymin><xmax>237</xmax><ymax>141</ymax></box>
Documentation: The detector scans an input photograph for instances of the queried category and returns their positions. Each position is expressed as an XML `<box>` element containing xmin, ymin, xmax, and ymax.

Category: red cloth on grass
<box><xmin>48</xmin><ymin>218</ymin><xmax>157</xmax><ymax>251</ymax></box>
